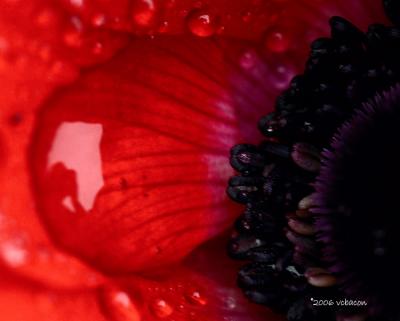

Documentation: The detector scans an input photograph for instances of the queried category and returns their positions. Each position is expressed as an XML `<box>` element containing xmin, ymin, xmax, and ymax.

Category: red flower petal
<box><xmin>0</xmin><ymin>217</ymin><xmax>106</xmax><ymax>289</ymax></box>
<box><xmin>30</xmin><ymin>37</ymin><xmax>283</xmax><ymax>275</ymax></box>
<box><xmin>113</xmin><ymin>235</ymin><xmax>286</xmax><ymax>321</ymax></box>
<box><xmin>0</xmin><ymin>275</ymin><xmax>108</xmax><ymax>321</ymax></box>
<box><xmin>0</xmin><ymin>0</ymin><xmax>124</xmax><ymax>288</ymax></box>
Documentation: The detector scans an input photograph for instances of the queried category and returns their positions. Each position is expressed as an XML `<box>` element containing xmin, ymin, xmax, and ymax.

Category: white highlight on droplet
<box><xmin>1</xmin><ymin>240</ymin><xmax>28</xmax><ymax>267</ymax></box>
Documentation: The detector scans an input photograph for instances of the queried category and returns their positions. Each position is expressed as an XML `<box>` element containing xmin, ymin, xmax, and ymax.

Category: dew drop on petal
<box><xmin>239</xmin><ymin>50</ymin><xmax>258</xmax><ymax>70</ymax></box>
<box><xmin>241</xmin><ymin>11</ymin><xmax>252</xmax><ymax>23</ymax></box>
<box><xmin>158</xmin><ymin>21</ymin><xmax>169</xmax><ymax>33</ymax></box>
<box><xmin>114</xmin><ymin>292</ymin><xmax>132</xmax><ymax>308</ymax></box>
<box><xmin>104</xmin><ymin>290</ymin><xmax>141</xmax><ymax>321</ymax></box>
<box><xmin>273</xmin><ymin>64</ymin><xmax>295</xmax><ymax>90</ymax></box>
<box><xmin>92</xmin><ymin>42</ymin><xmax>104</xmax><ymax>55</ymax></box>
<box><xmin>186</xmin><ymin>10</ymin><xmax>217</xmax><ymax>37</ymax></box>
<box><xmin>265</xmin><ymin>29</ymin><xmax>290</xmax><ymax>53</ymax></box>
<box><xmin>150</xmin><ymin>299</ymin><xmax>174</xmax><ymax>318</ymax></box>
<box><xmin>132</xmin><ymin>0</ymin><xmax>156</xmax><ymax>27</ymax></box>
<box><xmin>91</xmin><ymin>13</ymin><xmax>106</xmax><ymax>27</ymax></box>
<box><xmin>70</xmin><ymin>0</ymin><xmax>84</xmax><ymax>9</ymax></box>
<box><xmin>185</xmin><ymin>290</ymin><xmax>207</xmax><ymax>306</ymax></box>
<box><xmin>70</xmin><ymin>15</ymin><xmax>83</xmax><ymax>31</ymax></box>
<box><xmin>224</xmin><ymin>296</ymin><xmax>237</xmax><ymax>310</ymax></box>
<box><xmin>0</xmin><ymin>237</ymin><xmax>28</xmax><ymax>268</ymax></box>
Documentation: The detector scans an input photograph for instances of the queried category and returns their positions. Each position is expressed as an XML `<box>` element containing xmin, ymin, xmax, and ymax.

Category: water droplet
<box><xmin>186</xmin><ymin>10</ymin><xmax>218</xmax><ymax>37</ymax></box>
<box><xmin>265</xmin><ymin>29</ymin><xmax>290</xmax><ymax>53</ymax></box>
<box><xmin>241</xmin><ymin>11</ymin><xmax>252</xmax><ymax>23</ymax></box>
<box><xmin>70</xmin><ymin>16</ymin><xmax>83</xmax><ymax>31</ymax></box>
<box><xmin>158</xmin><ymin>21</ymin><xmax>169</xmax><ymax>33</ymax></box>
<box><xmin>91</xmin><ymin>13</ymin><xmax>106</xmax><ymax>27</ymax></box>
<box><xmin>185</xmin><ymin>290</ymin><xmax>207</xmax><ymax>305</ymax></box>
<box><xmin>0</xmin><ymin>238</ymin><xmax>28</xmax><ymax>268</ymax></box>
<box><xmin>105</xmin><ymin>290</ymin><xmax>141</xmax><ymax>321</ymax></box>
<box><xmin>225</xmin><ymin>296</ymin><xmax>236</xmax><ymax>310</ymax></box>
<box><xmin>273</xmin><ymin>64</ymin><xmax>295</xmax><ymax>90</ymax></box>
<box><xmin>92</xmin><ymin>42</ymin><xmax>104</xmax><ymax>55</ymax></box>
<box><xmin>151</xmin><ymin>299</ymin><xmax>174</xmax><ymax>318</ymax></box>
<box><xmin>239</xmin><ymin>50</ymin><xmax>258</xmax><ymax>70</ymax></box>
<box><xmin>113</xmin><ymin>291</ymin><xmax>131</xmax><ymax>308</ymax></box>
<box><xmin>70</xmin><ymin>0</ymin><xmax>84</xmax><ymax>8</ymax></box>
<box><xmin>132</xmin><ymin>0</ymin><xmax>156</xmax><ymax>26</ymax></box>
<box><xmin>216</xmin><ymin>24</ymin><xmax>225</xmax><ymax>35</ymax></box>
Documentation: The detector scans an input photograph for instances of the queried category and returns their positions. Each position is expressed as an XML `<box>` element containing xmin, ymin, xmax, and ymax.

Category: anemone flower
<box><xmin>0</xmin><ymin>0</ymin><xmax>389</xmax><ymax>320</ymax></box>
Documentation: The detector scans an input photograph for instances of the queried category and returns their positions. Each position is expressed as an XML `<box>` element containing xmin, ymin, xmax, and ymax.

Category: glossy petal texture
<box><xmin>0</xmin><ymin>239</ymin><xmax>285</xmax><ymax>321</ymax></box>
<box><xmin>31</xmin><ymin>37</ymin><xmax>287</xmax><ymax>274</ymax></box>
<box><xmin>0</xmin><ymin>275</ymin><xmax>108</xmax><ymax>321</ymax></box>
<box><xmin>117</xmin><ymin>235</ymin><xmax>286</xmax><ymax>321</ymax></box>
<box><xmin>0</xmin><ymin>0</ymin><xmax>127</xmax><ymax>288</ymax></box>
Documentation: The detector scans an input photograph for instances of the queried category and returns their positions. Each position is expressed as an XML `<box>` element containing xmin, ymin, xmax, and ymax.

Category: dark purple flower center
<box><xmin>227</xmin><ymin>2</ymin><xmax>400</xmax><ymax>321</ymax></box>
<box><xmin>314</xmin><ymin>86</ymin><xmax>400</xmax><ymax>319</ymax></box>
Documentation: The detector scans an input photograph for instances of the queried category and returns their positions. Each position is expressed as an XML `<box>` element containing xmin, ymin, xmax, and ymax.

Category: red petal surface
<box><xmin>31</xmin><ymin>37</ymin><xmax>283</xmax><ymax>275</ymax></box>
<box><xmin>0</xmin><ymin>0</ymin><xmax>126</xmax><ymax>288</ymax></box>
<box><xmin>112</xmin><ymin>235</ymin><xmax>286</xmax><ymax>321</ymax></box>
<box><xmin>0</xmin><ymin>215</ymin><xmax>105</xmax><ymax>289</ymax></box>
<box><xmin>0</xmin><ymin>275</ymin><xmax>108</xmax><ymax>321</ymax></box>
